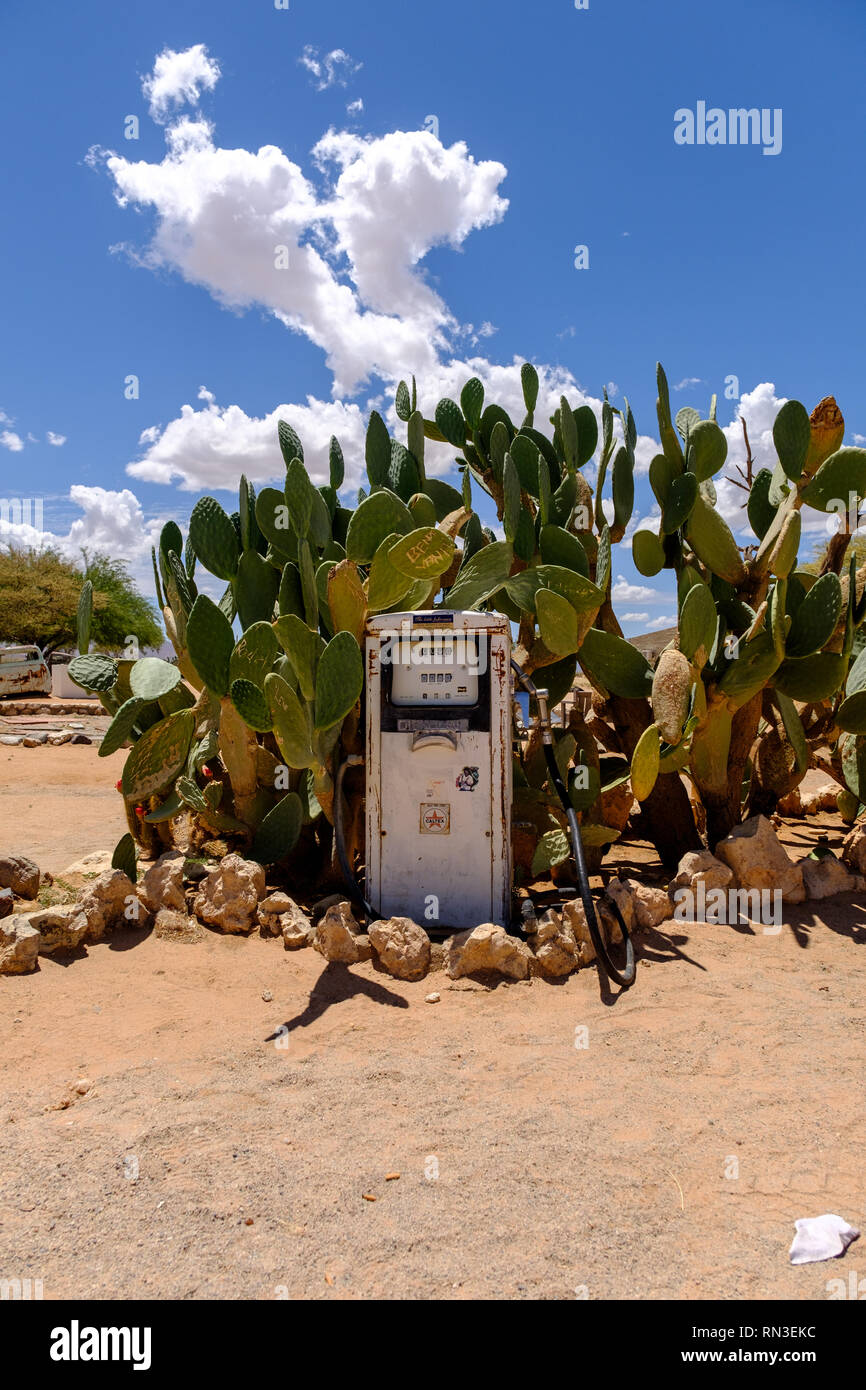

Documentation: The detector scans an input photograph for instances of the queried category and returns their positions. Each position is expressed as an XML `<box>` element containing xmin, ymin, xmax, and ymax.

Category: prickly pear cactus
<box><xmin>105</xmin><ymin>363</ymin><xmax>866</xmax><ymax>882</ymax></box>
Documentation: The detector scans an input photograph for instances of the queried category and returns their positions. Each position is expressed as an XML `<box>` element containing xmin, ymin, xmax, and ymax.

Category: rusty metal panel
<box><xmin>0</xmin><ymin>646</ymin><xmax>52</xmax><ymax>697</ymax></box>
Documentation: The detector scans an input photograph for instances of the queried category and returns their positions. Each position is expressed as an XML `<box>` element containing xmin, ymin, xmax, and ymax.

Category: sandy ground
<box><xmin>1</xmin><ymin>745</ymin><xmax>864</xmax><ymax>1301</ymax></box>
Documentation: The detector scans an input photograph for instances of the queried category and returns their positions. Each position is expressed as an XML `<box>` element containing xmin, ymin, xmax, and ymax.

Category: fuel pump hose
<box><xmin>511</xmin><ymin>659</ymin><xmax>636</xmax><ymax>988</ymax></box>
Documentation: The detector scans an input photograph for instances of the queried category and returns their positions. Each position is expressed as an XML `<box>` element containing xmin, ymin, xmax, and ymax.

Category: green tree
<box><xmin>0</xmin><ymin>546</ymin><xmax>162</xmax><ymax>656</ymax></box>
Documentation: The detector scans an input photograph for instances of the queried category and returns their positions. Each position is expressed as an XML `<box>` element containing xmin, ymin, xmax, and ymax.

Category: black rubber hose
<box><xmin>512</xmin><ymin>660</ymin><xmax>636</xmax><ymax>988</ymax></box>
<box><xmin>334</xmin><ymin>754</ymin><xmax>376</xmax><ymax>920</ymax></box>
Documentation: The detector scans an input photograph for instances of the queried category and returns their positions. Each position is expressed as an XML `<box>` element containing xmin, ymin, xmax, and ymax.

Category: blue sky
<box><xmin>1</xmin><ymin>0</ymin><xmax>864</xmax><ymax>632</ymax></box>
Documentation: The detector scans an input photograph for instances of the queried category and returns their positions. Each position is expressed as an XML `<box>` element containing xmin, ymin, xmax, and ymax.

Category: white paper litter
<box><xmin>789</xmin><ymin>1214</ymin><xmax>860</xmax><ymax>1266</ymax></box>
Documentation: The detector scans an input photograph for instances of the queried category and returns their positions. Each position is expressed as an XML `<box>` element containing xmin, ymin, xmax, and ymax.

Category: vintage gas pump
<box><xmin>363</xmin><ymin>610</ymin><xmax>512</xmax><ymax>930</ymax></box>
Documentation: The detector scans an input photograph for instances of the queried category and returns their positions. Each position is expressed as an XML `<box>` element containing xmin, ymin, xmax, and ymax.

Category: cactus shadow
<box><xmin>634</xmin><ymin>924</ymin><xmax>709</xmax><ymax>972</ymax></box>
<box><xmin>266</xmin><ymin>961</ymin><xmax>409</xmax><ymax>1038</ymax></box>
<box><xmin>783</xmin><ymin>899</ymin><xmax>866</xmax><ymax>947</ymax></box>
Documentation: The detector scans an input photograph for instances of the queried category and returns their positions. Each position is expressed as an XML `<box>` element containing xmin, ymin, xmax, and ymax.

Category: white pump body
<box><xmin>364</xmin><ymin>610</ymin><xmax>512</xmax><ymax>930</ymax></box>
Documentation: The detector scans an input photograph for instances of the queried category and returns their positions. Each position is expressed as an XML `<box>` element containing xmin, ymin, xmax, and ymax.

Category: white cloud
<box><xmin>299</xmin><ymin>46</ymin><xmax>362</xmax><ymax>92</ymax></box>
<box><xmin>46</xmin><ymin>431</ymin><xmax>67</xmax><ymax>447</ymax></box>
<box><xmin>142</xmin><ymin>44</ymin><xmax>221</xmax><ymax>123</ymax></box>
<box><xmin>129</xmin><ymin>359</ymin><xmax>612</xmax><ymax>492</ymax></box>
<box><xmin>854</xmin><ymin>433</ymin><xmax>866</xmax><ymax>446</ymax></box>
<box><xmin>129</xmin><ymin>388</ymin><xmax>368</xmax><ymax>493</ymax></box>
<box><xmin>645</xmin><ymin>614</ymin><xmax>676</xmax><ymax>631</ymax></box>
<box><xmin>621</xmin><ymin>612</ymin><xmax>650</xmax><ymax>623</ymax></box>
<box><xmin>346</xmin><ymin>98</ymin><xmax>364</xmax><ymax>116</ymax></box>
<box><xmin>673</xmin><ymin>376</ymin><xmax>702</xmax><ymax>391</ymax></box>
<box><xmin>0</xmin><ymin>486</ymin><xmax>162</xmax><ymax>573</ymax></box>
<box><xmin>97</xmin><ymin>114</ymin><xmax>508</xmax><ymax>396</ymax></box>
<box><xmin>612</xmin><ymin>575</ymin><xmax>665</xmax><ymax>603</ymax></box>
<box><xmin>0</xmin><ymin>429</ymin><xmax>24</xmax><ymax>452</ymax></box>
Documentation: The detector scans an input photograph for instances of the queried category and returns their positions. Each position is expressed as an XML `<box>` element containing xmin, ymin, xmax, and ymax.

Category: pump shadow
<box><xmin>265</xmin><ymin>961</ymin><xmax>409</xmax><ymax>1039</ymax></box>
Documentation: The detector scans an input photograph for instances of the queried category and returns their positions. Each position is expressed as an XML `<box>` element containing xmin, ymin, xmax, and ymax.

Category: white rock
<box><xmin>255</xmin><ymin>893</ymin><xmax>312</xmax><ymax>947</ymax></box>
<box><xmin>715</xmin><ymin>815</ymin><xmax>806</xmax><ymax>902</ymax></box>
<box><xmin>139</xmin><ymin>850</ymin><xmax>186</xmax><ymax>914</ymax></box>
<box><xmin>72</xmin><ymin>869</ymin><xmax>143</xmax><ymax>941</ymax></box>
<box><xmin>61</xmin><ymin>850</ymin><xmax>113</xmax><ymax>877</ymax></box>
<box><xmin>24</xmin><ymin>903</ymin><xmax>89</xmax><ymax>954</ymax></box>
<box><xmin>560</xmin><ymin>899</ymin><xmax>599</xmax><ymax>965</ymax></box>
<box><xmin>531</xmin><ymin>908</ymin><xmax>578</xmax><ymax>977</ymax></box>
<box><xmin>670</xmin><ymin>849</ymin><xmax>734</xmax><ymax>894</ymax></box>
<box><xmin>444</xmin><ymin>923</ymin><xmax>533</xmax><ymax>981</ymax></box>
<box><xmin>0</xmin><ymin>735</ymin><xmax>23</xmax><ymax>746</ymax></box>
<box><xmin>841</xmin><ymin>823</ymin><xmax>866</xmax><ymax>876</ymax></box>
<box><xmin>153</xmin><ymin>908</ymin><xmax>203</xmax><ymax>942</ymax></box>
<box><xmin>0</xmin><ymin>916</ymin><xmax>40</xmax><ymax>974</ymax></box>
<box><xmin>193</xmin><ymin>854</ymin><xmax>266</xmax><ymax>934</ymax></box>
<box><xmin>313</xmin><ymin>901</ymin><xmax>370</xmax><ymax>963</ymax></box>
<box><xmin>599</xmin><ymin>876</ymin><xmax>635</xmax><ymax>942</ymax></box>
<box><xmin>621</xmin><ymin>878</ymin><xmax>674</xmax><ymax>930</ymax></box>
<box><xmin>368</xmin><ymin>916</ymin><xmax>431</xmax><ymax>980</ymax></box>
<box><xmin>0</xmin><ymin>853</ymin><xmax>41</xmax><ymax>899</ymax></box>
<box><xmin>425</xmin><ymin>992</ymin><xmax>441</xmax><ymax>1003</ymax></box>
<box><xmin>801</xmin><ymin>856</ymin><xmax>864</xmax><ymax>900</ymax></box>
<box><xmin>47</xmin><ymin>731</ymin><xmax>73</xmax><ymax>746</ymax></box>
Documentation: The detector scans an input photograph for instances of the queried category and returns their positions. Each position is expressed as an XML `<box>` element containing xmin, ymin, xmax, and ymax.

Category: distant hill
<box><xmin>628</xmin><ymin>626</ymin><xmax>678</xmax><ymax>662</ymax></box>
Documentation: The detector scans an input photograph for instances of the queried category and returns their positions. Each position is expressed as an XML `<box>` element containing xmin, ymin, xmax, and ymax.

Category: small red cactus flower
<box><xmin>115</xmin><ymin>780</ymin><xmax>123</xmax><ymax>793</ymax></box>
<box><xmin>202</xmin><ymin>765</ymin><xmax>214</xmax><ymax>779</ymax></box>
<box><xmin>134</xmin><ymin>804</ymin><xmax>145</xmax><ymax>818</ymax></box>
